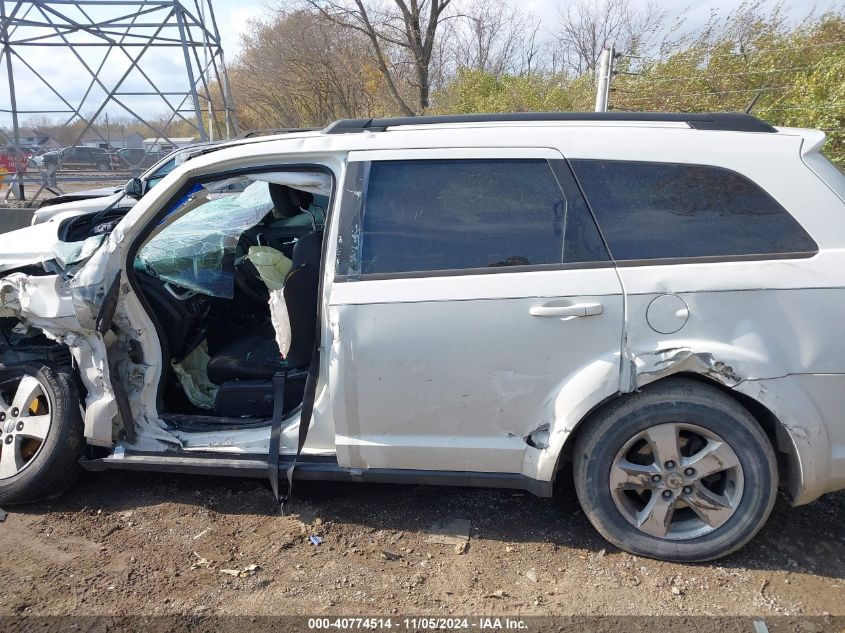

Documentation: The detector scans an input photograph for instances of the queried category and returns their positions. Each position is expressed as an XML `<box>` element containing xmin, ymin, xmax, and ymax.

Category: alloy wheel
<box><xmin>609</xmin><ymin>422</ymin><xmax>744</xmax><ymax>540</ymax></box>
<box><xmin>0</xmin><ymin>374</ymin><xmax>53</xmax><ymax>479</ymax></box>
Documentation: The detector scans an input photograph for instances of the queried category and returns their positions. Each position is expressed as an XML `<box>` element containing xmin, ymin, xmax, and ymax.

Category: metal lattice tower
<box><xmin>0</xmin><ymin>0</ymin><xmax>239</xmax><ymax>201</ymax></box>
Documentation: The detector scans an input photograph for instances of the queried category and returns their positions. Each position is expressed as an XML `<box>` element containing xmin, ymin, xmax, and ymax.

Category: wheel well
<box><xmin>556</xmin><ymin>373</ymin><xmax>791</xmax><ymax>481</ymax></box>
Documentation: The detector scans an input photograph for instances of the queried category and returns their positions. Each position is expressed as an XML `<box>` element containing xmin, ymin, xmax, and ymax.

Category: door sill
<box><xmin>80</xmin><ymin>451</ymin><xmax>553</xmax><ymax>496</ymax></box>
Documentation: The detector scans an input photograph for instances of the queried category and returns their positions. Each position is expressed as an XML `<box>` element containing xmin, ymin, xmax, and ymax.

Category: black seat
<box><xmin>207</xmin><ymin>229</ymin><xmax>322</xmax><ymax>385</ymax></box>
<box><xmin>206</xmin><ymin>322</ymin><xmax>284</xmax><ymax>384</ymax></box>
<box><xmin>269</xmin><ymin>183</ymin><xmax>314</xmax><ymax>219</ymax></box>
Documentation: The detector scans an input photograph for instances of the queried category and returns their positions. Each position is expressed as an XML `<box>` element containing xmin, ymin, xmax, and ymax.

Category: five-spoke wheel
<box><xmin>609</xmin><ymin>422</ymin><xmax>743</xmax><ymax>540</ymax></box>
<box><xmin>0</xmin><ymin>374</ymin><xmax>53</xmax><ymax>480</ymax></box>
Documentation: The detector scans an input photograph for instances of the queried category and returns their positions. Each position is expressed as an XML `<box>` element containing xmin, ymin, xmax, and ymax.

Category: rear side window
<box><xmin>354</xmin><ymin>158</ymin><xmax>607</xmax><ymax>276</ymax></box>
<box><xmin>570</xmin><ymin>160</ymin><xmax>817</xmax><ymax>261</ymax></box>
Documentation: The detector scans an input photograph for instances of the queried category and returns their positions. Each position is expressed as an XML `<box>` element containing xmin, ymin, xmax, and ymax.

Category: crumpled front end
<box><xmin>0</xmin><ymin>272</ymin><xmax>118</xmax><ymax>446</ymax></box>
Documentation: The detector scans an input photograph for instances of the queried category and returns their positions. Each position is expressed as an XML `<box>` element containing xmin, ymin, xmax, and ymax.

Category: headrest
<box><xmin>269</xmin><ymin>183</ymin><xmax>315</xmax><ymax>219</ymax></box>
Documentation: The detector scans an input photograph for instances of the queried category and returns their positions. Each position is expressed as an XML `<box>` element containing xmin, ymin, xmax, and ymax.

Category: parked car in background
<box><xmin>2</xmin><ymin>112</ymin><xmax>844</xmax><ymax>563</ymax></box>
<box><xmin>114</xmin><ymin>148</ymin><xmax>167</xmax><ymax>171</ymax></box>
<box><xmin>31</xmin><ymin>136</ymin><xmax>279</xmax><ymax>223</ymax></box>
<box><xmin>39</xmin><ymin>146</ymin><xmax>120</xmax><ymax>171</ymax></box>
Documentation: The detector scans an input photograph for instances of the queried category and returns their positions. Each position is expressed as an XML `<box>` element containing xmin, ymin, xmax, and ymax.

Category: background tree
<box><xmin>445</xmin><ymin>0</ymin><xmax>542</xmax><ymax>77</ymax></box>
<box><xmin>297</xmin><ymin>0</ymin><xmax>453</xmax><ymax>115</ymax></box>
<box><xmin>550</xmin><ymin>0</ymin><xmax>670</xmax><ymax>77</ymax></box>
<box><xmin>231</xmin><ymin>9</ymin><xmax>390</xmax><ymax>128</ymax></box>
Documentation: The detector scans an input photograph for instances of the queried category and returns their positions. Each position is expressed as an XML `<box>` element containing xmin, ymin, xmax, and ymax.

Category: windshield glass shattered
<box><xmin>134</xmin><ymin>179</ymin><xmax>272</xmax><ymax>298</ymax></box>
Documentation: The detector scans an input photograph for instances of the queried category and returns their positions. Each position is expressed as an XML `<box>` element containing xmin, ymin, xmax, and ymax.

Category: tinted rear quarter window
<box><xmin>570</xmin><ymin>160</ymin><xmax>817</xmax><ymax>261</ymax></box>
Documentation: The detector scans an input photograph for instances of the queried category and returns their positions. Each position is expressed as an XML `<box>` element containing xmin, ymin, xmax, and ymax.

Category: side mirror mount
<box><xmin>123</xmin><ymin>177</ymin><xmax>144</xmax><ymax>200</ymax></box>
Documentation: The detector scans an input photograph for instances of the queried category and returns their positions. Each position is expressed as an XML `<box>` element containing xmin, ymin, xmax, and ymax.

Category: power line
<box><xmin>630</xmin><ymin>61</ymin><xmax>839</xmax><ymax>84</ymax></box>
<box><xmin>764</xmin><ymin>103</ymin><xmax>845</xmax><ymax>112</ymax></box>
<box><xmin>620</xmin><ymin>85</ymin><xmax>794</xmax><ymax>103</ymax></box>
<box><xmin>632</xmin><ymin>38</ymin><xmax>845</xmax><ymax>65</ymax></box>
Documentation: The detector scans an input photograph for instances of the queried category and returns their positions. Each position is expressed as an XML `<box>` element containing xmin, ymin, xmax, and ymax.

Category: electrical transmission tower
<box><xmin>0</xmin><ymin>0</ymin><xmax>239</xmax><ymax>202</ymax></box>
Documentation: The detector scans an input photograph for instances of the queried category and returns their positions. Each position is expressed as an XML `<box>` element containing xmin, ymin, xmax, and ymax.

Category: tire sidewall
<box><xmin>578</xmin><ymin>394</ymin><xmax>777</xmax><ymax>561</ymax></box>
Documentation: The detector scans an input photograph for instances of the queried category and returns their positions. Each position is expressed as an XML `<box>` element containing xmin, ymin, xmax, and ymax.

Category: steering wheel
<box><xmin>234</xmin><ymin>256</ymin><xmax>270</xmax><ymax>305</ymax></box>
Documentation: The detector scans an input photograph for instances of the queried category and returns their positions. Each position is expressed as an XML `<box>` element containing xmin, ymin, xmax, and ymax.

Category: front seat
<box><xmin>269</xmin><ymin>183</ymin><xmax>314</xmax><ymax>219</ymax></box>
<box><xmin>207</xmin><ymin>229</ymin><xmax>323</xmax><ymax>386</ymax></box>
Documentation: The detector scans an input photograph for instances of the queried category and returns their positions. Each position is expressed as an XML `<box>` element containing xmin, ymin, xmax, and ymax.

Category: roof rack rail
<box><xmin>323</xmin><ymin>112</ymin><xmax>777</xmax><ymax>134</ymax></box>
<box><xmin>236</xmin><ymin>127</ymin><xmax>321</xmax><ymax>139</ymax></box>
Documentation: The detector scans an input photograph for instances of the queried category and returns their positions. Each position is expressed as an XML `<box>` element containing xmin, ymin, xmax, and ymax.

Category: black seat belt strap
<box><xmin>268</xmin><ymin>369</ymin><xmax>287</xmax><ymax>501</ymax></box>
<box><xmin>280</xmin><ymin>342</ymin><xmax>320</xmax><ymax>510</ymax></box>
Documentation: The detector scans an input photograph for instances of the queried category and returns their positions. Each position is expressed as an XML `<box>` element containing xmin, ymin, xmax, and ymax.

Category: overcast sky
<box><xmin>217</xmin><ymin>0</ymin><xmax>838</xmax><ymax>59</ymax></box>
<box><xmin>0</xmin><ymin>0</ymin><xmax>839</xmax><ymax>130</ymax></box>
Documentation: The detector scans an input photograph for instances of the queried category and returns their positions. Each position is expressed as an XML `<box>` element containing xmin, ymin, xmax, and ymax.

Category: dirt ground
<box><xmin>0</xmin><ymin>469</ymin><xmax>843</xmax><ymax>624</ymax></box>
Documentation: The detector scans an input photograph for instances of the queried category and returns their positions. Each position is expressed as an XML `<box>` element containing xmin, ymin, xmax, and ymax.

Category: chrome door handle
<box><xmin>529</xmin><ymin>302</ymin><xmax>604</xmax><ymax>318</ymax></box>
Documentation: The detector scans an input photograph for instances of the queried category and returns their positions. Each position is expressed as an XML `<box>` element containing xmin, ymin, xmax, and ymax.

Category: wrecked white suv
<box><xmin>1</xmin><ymin>112</ymin><xmax>844</xmax><ymax>562</ymax></box>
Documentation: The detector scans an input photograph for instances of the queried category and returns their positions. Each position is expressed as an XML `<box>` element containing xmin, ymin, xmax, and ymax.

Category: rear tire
<box><xmin>0</xmin><ymin>364</ymin><xmax>84</xmax><ymax>504</ymax></box>
<box><xmin>573</xmin><ymin>377</ymin><xmax>777</xmax><ymax>562</ymax></box>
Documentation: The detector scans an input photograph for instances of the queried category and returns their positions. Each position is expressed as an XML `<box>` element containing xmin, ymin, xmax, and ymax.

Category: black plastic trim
<box><xmin>334</xmin><ymin>260</ymin><xmax>613</xmax><ymax>283</ymax></box>
<box><xmin>614</xmin><ymin>251</ymin><xmax>818</xmax><ymax>267</ymax></box>
<box><xmin>80</xmin><ymin>451</ymin><xmax>553</xmax><ymax>497</ymax></box>
<box><xmin>324</xmin><ymin>112</ymin><xmax>777</xmax><ymax>134</ymax></box>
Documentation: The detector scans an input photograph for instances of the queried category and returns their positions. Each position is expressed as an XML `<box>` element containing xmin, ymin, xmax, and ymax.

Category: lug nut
<box><xmin>4</xmin><ymin>435</ymin><xmax>11</xmax><ymax>444</ymax></box>
<box><xmin>16</xmin><ymin>422</ymin><xmax>24</xmax><ymax>432</ymax></box>
<box><xmin>683</xmin><ymin>485</ymin><xmax>693</xmax><ymax>494</ymax></box>
<box><xmin>665</xmin><ymin>460</ymin><xmax>676</xmax><ymax>469</ymax></box>
<box><xmin>662</xmin><ymin>490</ymin><xmax>673</xmax><ymax>499</ymax></box>
<box><xmin>11</xmin><ymin>407</ymin><xmax>19</xmax><ymax>418</ymax></box>
<box><xmin>651</xmin><ymin>474</ymin><xmax>662</xmax><ymax>483</ymax></box>
<box><xmin>0</xmin><ymin>412</ymin><xmax>5</xmax><ymax>422</ymax></box>
<box><xmin>684</xmin><ymin>467</ymin><xmax>695</xmax><ymax>476</ymax></box>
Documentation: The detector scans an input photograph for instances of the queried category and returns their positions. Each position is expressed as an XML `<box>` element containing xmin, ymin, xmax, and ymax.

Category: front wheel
<box><xmin>0</xmin><ymin>364</ymin><xmax>84</xmax><ymax>504</ymax></box>
<box><xmin>573</xmin><ymin>378</ymin><xmax>778</xmax><ymax>562</ymax></box>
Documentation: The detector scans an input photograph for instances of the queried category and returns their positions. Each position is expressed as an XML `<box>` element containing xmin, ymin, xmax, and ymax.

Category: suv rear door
<box><xmin>327</xmin><ymin>148</ymin><xmax>624</xmax><ymax>475</ymax></box>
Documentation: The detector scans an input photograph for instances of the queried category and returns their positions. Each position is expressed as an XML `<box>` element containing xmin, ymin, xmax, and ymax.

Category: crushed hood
<box><xmin>32</xmin><ymin>192</ymin><xmax>135</xmax><ymax>225</ymax></box>
<box><xmin>0</xmin><ymin>219</ymin><xmax>62</xmax><ymax>273</ymax></box>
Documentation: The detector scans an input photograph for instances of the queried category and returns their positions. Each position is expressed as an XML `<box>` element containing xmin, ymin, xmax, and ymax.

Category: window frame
<box><xmin>334</xmin><ymin>149</ymin><xmax>612</xmax><ymax>282</ymax></box>
<box><xmin>568</xmin><ymin>158</ymin><xmax>819</xmax><ymax>267</ymax></box>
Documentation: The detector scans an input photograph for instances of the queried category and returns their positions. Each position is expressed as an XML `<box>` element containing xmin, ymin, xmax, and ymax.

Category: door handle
<box><xmin>530</xmin><ymin>302</ymin><xmax>604</xmax><ymax>318</ymax></box>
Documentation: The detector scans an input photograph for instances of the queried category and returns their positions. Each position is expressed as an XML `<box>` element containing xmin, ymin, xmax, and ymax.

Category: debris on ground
<box><xmin>424</xmin><ymin>517</ymin><xmax>471</xmax><ymax>546</ymax></box>
<box><xmin>309</xmin><ymin>535</ymin><xmax>324</xmax><ymax>546</ymax></box>
<box><xmin>191</xmin><ymin>552</ymin><xmax>213</xmax><ymax>570</ymax></box>
<box><xmin>220</xmin><ymin>564</ymin><xmax>261</xmax><ymax>578</ymax></box>
<box><xmin>0</xmin><ymin>508</ymin><xmax>6</xmax><ymax>522</ymax></box>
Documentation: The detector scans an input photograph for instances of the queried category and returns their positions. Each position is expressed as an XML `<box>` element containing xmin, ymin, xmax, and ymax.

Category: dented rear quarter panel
<box><xmin>576</xmin><ymin>126</ymin><xmax>845</xmax><ymax>506</ymax></box>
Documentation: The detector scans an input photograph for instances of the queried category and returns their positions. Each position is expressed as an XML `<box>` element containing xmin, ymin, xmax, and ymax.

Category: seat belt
<box><xmin>269</xmin><ymin>342</ymin><xmax>319</xmax><ymax>510</ymax></box>
<box><xmin>268</xmin><ymin>369</ymin><xmax>287</xmax><ymax>501</ymax></box>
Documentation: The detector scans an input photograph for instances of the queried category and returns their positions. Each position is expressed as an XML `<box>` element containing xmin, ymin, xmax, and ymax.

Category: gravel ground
<box><xmin>0</xmin><ymin>469</ymin><xmax>842</xmax><ymax>625</ymax></box>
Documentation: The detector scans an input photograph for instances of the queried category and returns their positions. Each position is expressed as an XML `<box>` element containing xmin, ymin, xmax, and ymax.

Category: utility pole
<box><xmin>594</xmin><ymin>44</ymin><xmax>615</xmax><ymax>113</ymax></box>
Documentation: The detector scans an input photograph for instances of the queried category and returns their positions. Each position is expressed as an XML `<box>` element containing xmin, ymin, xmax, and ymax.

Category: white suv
<box><xmin>1</xmin><ymin>112</ymin><xmax>843</xmax><ymax>562</ymax></box>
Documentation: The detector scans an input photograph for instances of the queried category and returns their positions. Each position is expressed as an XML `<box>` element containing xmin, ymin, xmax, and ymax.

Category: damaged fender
<box><xmin>0</xmin><ymin>272</ymin><xmax>118</xmax><ymax>446</ymax></box>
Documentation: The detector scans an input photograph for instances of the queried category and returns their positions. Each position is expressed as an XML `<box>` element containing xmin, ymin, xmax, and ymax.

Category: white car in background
<box><xmin>1</xmin><ymin>112</ymin><xmax>844</xmax><ymax>563</ymax></box>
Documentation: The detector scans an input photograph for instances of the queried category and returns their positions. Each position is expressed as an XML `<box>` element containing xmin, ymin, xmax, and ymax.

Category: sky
<box><xmin>217</xmin><ymin>0</ymin><xmax>834</xmax><ymax>60</ymax></box>
<box><xmin>0</xmin><ymin>0</ymin><xmax>838</xmax><ymax>131</ymax></box>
